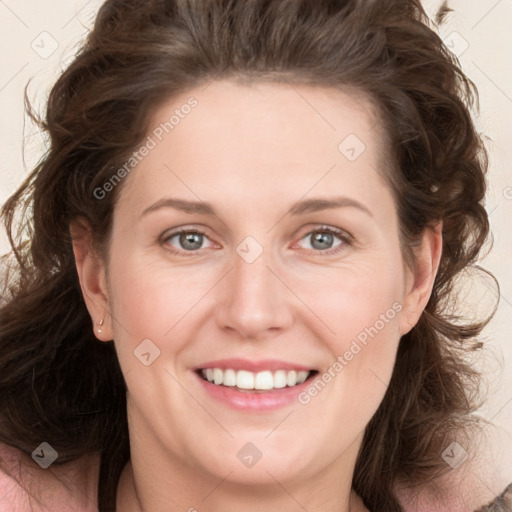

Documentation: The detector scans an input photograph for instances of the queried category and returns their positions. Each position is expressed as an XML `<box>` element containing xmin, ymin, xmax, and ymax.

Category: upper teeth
<box><xmin>201</xmin><ymin>368</ymin><xmax>310</xmax><ymax>390</ymax></box>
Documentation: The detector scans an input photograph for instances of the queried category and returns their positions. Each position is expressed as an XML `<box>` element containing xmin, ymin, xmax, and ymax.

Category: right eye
<box><xmin>161</xmin><ymin>229</ymin><xmax>216</xmax><ymax>254</ymax></box>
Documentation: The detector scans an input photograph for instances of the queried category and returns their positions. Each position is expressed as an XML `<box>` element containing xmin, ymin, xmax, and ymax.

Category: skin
<box><xmin>72</xmin><ymin>79</ymin><xmax>442</xmax><ymax>512</ymax></box>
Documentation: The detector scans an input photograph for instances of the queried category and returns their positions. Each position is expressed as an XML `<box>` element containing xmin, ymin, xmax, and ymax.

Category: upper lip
<box><xmin>195</xmin><ymin>358</ymin><xmax>315</xmax><ymax>372</ymax></box>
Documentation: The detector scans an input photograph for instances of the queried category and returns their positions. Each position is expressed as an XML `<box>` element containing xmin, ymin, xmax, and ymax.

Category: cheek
<box><xmin>298</xmin><ymin>300</ymin><xmax>402</xmax><ymax>457</ymax></box>
<box><xmin>291</xmin><ymin>257</ymin><xmax>405</xmax><ymax>350</ymax></box>
<box><xmin>334</xmin><ymin>269</ymin><xmax>404</xmax><ymax>389</ymax></box>
<box><xmin>294</xmin><ymin>260</ymin><xmax>404</xmax><ymax>422</ymax></box>
<box><xmin>106</xmin><ymin>250</ymin><xmax>196</xmax><ymax>358</ymax></box>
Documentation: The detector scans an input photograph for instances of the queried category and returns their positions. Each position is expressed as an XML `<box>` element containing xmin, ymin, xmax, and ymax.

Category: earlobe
<box><xmin>70</xmin><ymin>218</ymin><xmax>113</xmax><ymax>341</ymax></box>
<box><xmin>399</xmin><ymin>221</ymin><xmax>443</xmax><ymax>336</ymax></box>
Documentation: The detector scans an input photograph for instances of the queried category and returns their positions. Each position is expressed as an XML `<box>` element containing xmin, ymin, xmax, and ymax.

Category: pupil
<box><xmin>180</xmin><ymin>232</ymin><xmax>202</xmax><ymax>250</ymax></box>
<box><xmin>312</xmin><ymin>232</ymin><xmax>332</xmax><ymax>250</ymax></box>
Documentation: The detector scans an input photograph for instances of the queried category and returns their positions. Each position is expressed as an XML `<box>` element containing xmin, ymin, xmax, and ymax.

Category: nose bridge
<box><xmin>233</xmin><ymin>245</ymin><xmax>273</xmax><ymax>303</ymax></box>
<box><xmin>214</xmin><ymin>236</ymin><xmax>293</xmax><ymax>338</ymax></box>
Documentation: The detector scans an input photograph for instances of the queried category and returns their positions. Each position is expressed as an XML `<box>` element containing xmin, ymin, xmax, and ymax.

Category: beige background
<box><xmin>1</xmin><ymin>0</ymin><xmax>511</xmax><ymax>486</ymax></box>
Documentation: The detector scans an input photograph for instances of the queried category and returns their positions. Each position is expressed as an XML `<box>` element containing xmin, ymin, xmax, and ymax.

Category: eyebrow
<box><xmin>140</xmin><ymin>196</ymin><xmax>373</xmax><ymax>219</ymax></box>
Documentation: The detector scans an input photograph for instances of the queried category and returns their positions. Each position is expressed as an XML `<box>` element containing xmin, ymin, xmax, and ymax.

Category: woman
<box><xmin>0</xmin><ymin>0</ymin><xmax>510</xmax><ymax>510</ymax></box>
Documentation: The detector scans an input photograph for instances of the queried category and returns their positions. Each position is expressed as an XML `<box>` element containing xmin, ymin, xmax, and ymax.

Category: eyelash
<box><xmin>294</xmin><ymin>226</ymin><xmax>354</xmax><ymax>255</ymax></box>
<box><xmin>160</xmin><ymin>226</ymin><xmax>353</xmax><ymax>257</ymax></box>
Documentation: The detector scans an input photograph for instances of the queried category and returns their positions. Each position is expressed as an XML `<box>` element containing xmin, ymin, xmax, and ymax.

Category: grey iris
<box><xmin>311</xmin><ymin>232</ymin><xmax>333</xmax><ymax>250</ymax></box>
<box><xmin>180</xmin><ymin>232</ymin><xmax>203</xmax><ymax>250</ymax></box>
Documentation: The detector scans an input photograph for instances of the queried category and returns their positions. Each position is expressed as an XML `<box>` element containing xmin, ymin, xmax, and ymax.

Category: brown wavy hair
<box><xmin>0</xmin><ymin>0</ymin><xmax>498</xmax><ymax>510</ymax></box>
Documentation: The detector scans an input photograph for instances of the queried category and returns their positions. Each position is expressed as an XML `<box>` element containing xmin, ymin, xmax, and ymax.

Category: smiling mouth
<box><xmin>197</xmin><ymin>368</ymin><xmax>319</xmax><ymax>392</ymax></box>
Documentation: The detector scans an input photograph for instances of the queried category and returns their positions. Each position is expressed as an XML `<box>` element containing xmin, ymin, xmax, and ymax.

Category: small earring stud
<box><xmin>97</xmin><ymin>317</ymin><xmax>104</xmax><ymax>334</ymax></box>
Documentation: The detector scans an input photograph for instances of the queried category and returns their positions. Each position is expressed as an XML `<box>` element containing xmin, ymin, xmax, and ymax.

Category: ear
<box><xmin>70</xmin><ymin>217</ymin><xmax>113</xmax><ymax>341</ymax></box>
<box><xmin>399</xmin><ymin>221</ymin><xmax>443</xmax><ymax>336</ymax></box>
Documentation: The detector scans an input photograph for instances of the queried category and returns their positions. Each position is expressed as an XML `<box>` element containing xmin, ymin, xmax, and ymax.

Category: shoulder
<box><xmin>394</xmin><ymin>421</ymin><xmax>512</xmax><ymax>512</ymax></box>
<box><xmin>474</xmin><ymin>483</ymin><xmax>512</xmax><ymax>512</ymax></box>
<box><xmin>0</xmin><ymin>441</ymin><xmax>100</xmax><ymax>512</ymax></box>
<box><xmin>395</xmin><ymin>473</ymin><xmax>512</xmax><ymax>512</ymax></box>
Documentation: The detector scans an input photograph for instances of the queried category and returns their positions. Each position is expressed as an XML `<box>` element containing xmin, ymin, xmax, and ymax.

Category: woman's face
<box><xmin>77</xmin><ymin>79</ymin><xmax>440</xmax><ymax>488</ymax></box>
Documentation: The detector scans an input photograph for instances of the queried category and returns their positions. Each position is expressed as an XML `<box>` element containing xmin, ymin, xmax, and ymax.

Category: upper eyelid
<box><xmin>293</xmin><ymin>226</ymin><xmax>352</xmax><ymax>249</ymax></box>
<box><xmin>161</xmin><ymin>225</ymin><xmax>215</xmax><ymax>241</ymax></box>
<box><xmin>161</xmin><ymin>228</ymin><xmax>217</xmax><ymax>248</ymax></box>
<box><xmin>295</xmin><ymin>224</ymin><xmax>352</xmax><ymax>241</ymax></box>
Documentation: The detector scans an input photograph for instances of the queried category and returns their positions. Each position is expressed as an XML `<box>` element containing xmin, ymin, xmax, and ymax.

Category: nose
<box><xmin>214</xmin><ymin>245</ymin><xmax>294</xmax><ymax>340</ymax></box>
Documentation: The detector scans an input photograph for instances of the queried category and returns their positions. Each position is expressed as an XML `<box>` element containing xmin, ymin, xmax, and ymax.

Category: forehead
<box><xmin>149</xmin><ymin>79</ymin><xmax>383</xmax><ymax>156</ymax></box>
<box><xmin>119</xmin><ymin>79</ymin><xmax>393</xmax><ymax>211</ymax></box>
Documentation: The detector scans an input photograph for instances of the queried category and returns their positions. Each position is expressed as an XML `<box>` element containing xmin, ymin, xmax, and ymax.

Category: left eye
<box><xmin>164</xmin><ymin>231</ymin><xmax>211</xmax><ymax>251</ymax></box>
<box><xmin>297</xmin><ymin>228</ymin><xmax>345</xmax><ymax>251</ymax></box>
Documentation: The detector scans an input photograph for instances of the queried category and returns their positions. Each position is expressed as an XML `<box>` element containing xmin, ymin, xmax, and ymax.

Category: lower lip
<box><xmin>194</xmin><ymin>372</ymin><xmax>314</xmax><ymax>411</ymax></box>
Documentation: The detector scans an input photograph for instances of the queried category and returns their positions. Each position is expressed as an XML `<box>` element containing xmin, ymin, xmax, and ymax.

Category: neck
<box><xmin>115</xmin><ymin>440</ymin><xmax>368</xmax><ymax>512</ymax></box>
